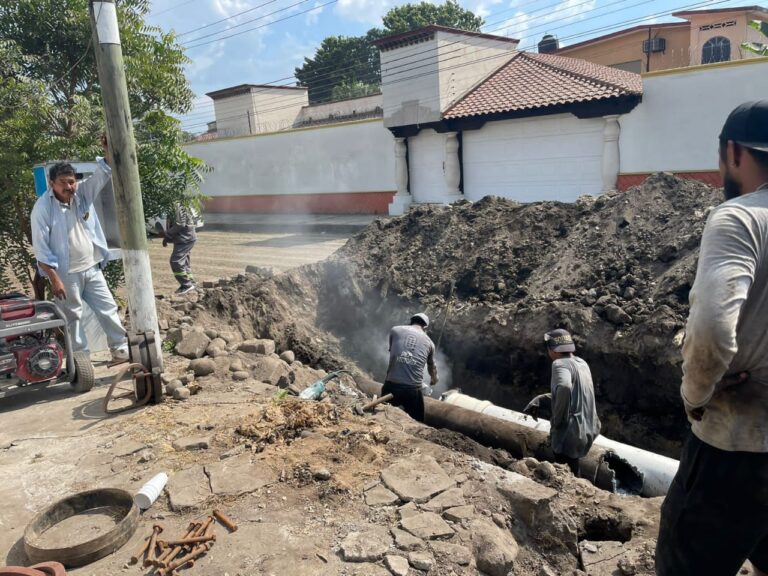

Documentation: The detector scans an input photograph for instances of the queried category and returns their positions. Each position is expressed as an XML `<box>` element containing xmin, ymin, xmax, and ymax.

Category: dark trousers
<box><xmin>381</xmin><ymin>381</ymin><xmax>425</xmax><ymax>422</ymax></box>
<box><xmin>554</xmin><ymin>452</ymin><xmax>581</xmax><ymax>476</ymax></box>
<box><xmin>656</xmin><ymin>432</ymin><xmax>768</xmax><ymax>575</ymax></box>
<box><xmin>170</xmin><ymin>239</ymin><xmax>195</xmax><ymax>288</ymax></box>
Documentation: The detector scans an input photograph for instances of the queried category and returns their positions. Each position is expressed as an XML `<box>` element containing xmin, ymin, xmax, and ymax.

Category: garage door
<box><xmin>463</xmin><ymin>114</ymin><xmax>605</xmax><ymax>203</ymax></box>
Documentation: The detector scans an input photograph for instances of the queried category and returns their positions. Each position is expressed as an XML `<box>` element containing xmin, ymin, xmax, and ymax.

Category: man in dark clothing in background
<box><xmin>162</xmin><ymin>205</ymin><xmax>197</xmax><ymax>295</ymax></box>
<box><xmin>382</xmin><ymin>313</ymin><xmax>438</xmax><ymax>422</ymax></box>
<box><xmin>544</xmin><ymin>328</ymin><xmax>601</xmax><ymax>475</ymax></box>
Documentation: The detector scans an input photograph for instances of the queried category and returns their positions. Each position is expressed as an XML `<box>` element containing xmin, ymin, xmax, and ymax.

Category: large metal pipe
<box><xmin>442</xmin><ymin>390</ymin><xmax>679</xmax><ymax>497</ymax></box>
<box><xmin>353</xmin><ymin>377</ymin><xmax>641</xmax><ymax>495</ymax></box>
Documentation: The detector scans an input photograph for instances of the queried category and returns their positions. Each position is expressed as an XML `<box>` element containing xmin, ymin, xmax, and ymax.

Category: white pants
<box><xmin>61</xmin><ymin>265</ymin><xmax>127</xmax><ymax>353</ymax></box>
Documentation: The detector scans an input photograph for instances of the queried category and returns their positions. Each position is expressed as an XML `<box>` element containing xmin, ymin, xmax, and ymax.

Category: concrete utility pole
<box><xmin>89</xmin><ymin>0</ymin><xmax>162</xmax><ymax>365</ymax></box>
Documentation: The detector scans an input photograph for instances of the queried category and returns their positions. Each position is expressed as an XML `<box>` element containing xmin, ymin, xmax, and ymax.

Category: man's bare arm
<box><xmin>38</xmin><ymin>262</ymin><xmax>66</xmax><ymax>300</ymax></box>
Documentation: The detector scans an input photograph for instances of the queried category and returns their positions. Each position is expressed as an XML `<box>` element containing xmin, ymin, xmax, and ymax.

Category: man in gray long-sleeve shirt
<box><xmin>544</xmin><ymin>329</ymin><xmax>600</xmax><ymax>475</ymax></box>
<box><xmin>656</xmin><ymin>101</ymin><xmax>768</xmax><ymax>576</ymax></box>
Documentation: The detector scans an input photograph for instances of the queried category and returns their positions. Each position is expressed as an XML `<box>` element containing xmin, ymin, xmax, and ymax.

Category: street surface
<box><xmin>147</xmin><ymin>229</ymin><xmax>349</xmax><ymax>294</ymax></box>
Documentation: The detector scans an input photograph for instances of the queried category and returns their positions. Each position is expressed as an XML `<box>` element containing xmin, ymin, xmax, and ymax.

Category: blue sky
<box><xmin>146</xmin><ymin>0</ymin><xmax>739</xmax><ymax>132</ymax></box>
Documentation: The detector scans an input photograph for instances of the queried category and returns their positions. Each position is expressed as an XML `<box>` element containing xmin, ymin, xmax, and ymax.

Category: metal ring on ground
<box><xmin>0</xmin><ymin>563</ymin><xmax>67</xmax><ymax>576</ymax></box>
<box><xmin>23</xmin><ymin>488</ymin><xmax>138</xmax><ymax>568</ymax></box>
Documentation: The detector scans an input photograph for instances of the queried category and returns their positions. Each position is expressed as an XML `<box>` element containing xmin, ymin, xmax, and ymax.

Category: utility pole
<box><xmin>89</xmin><ymin>0</ymin><xmax>162</xmax><ymax>366</ymax></box>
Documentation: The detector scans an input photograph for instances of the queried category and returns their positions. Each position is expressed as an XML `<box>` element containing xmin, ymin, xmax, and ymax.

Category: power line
<box><xmin>176</xmin><ymin>0</ymin><xmax>282</xmax><ymax>38</ymax></box>
<box><xmin>183</xmin><ymin>0</ymin><xmax>334</xmax><ymax>48</ymax></box>
<box><xmin>152</xmin><ymin>0</ymin><xmax>204</xmax><ymax>17</ymax></box>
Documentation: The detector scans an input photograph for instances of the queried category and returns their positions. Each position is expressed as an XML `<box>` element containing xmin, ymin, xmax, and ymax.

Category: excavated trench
<box><xmin>209</xmin><ymin>174</ymin><xmax>724</xmax><ymax>462</ymax></box>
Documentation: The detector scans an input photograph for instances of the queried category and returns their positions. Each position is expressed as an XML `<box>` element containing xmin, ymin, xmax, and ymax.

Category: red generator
<box><xmin>0</xmin><ymin>293</ymin><xmax>93</xmax><ymax>395</ymax></box>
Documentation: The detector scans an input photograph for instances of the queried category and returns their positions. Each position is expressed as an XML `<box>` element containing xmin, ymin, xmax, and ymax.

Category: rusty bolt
<box><xmin>129</xmin><ymin>535</ymin><xmax>151</xmax><ymax>565</ymax></box>
<box><xmin>142</xmin><ymin>525</ymin><xmax>163</xmax><ymax>567</ymax></box>
<box><xmin>213</xmin><ymin>509</ymin><xmax>238</xmax><ymax>532</ymax></box>
<box><xmin>154</xmin><ymin>523</ymin><xmax>198</xmax><ymax>568</ymax></box>
<box><xmin>159</xmin><ymin>535</ymin><xmax>216</xmax><ymax>547</ymax></box>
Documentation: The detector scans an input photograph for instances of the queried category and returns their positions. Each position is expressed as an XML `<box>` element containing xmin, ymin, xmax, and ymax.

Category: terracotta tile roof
<box><xmin>443</xmin><ymin>51</ymin><xmax>642</xmax><ymax>120</ymax></box>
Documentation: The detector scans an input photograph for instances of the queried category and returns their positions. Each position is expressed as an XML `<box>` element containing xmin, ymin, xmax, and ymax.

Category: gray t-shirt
<box><xmin>386</xmin><ymin>325</ymin><xmax>436</xmax><ymax>387</ymax></box>
<box><xmin>682</xmin><ymin>186</ymin><xmax>768</xmax><ymax>452</ymax></box>
<box><xmin>550</xmin><ymin>356</ymin><xmax>601</xmax><ymax>459</ymax></box>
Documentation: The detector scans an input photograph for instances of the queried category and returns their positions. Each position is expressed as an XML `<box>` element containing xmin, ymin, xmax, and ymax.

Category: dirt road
<box><xmin>147</xmin><ymin>230</ymin><xmax>348</xmax><ymax>294</ymax></box>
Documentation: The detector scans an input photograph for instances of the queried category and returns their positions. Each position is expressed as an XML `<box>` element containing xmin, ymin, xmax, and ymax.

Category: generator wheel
<box><xmin>71</xmin><ymin>352</ymin><xmax>95</xmax><ymax>393</ymax></box>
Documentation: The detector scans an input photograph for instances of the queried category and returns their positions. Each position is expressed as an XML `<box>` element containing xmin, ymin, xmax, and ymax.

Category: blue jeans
<box><xmin>61</xmin><ymin>265</ymin><xmax>127</xmax><ymax>353</ymax></box>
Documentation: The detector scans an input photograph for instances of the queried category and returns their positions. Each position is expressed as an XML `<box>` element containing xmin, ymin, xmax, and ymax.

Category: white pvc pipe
<box><xmin>442</xmin><ymin>390</ymin><xmax>679</xmax><ymax>497</ymax></box>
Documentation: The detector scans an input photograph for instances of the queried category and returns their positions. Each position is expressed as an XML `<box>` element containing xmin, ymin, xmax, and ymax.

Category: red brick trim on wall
<box><xmin>618</xmin><ymin>171</ymin><xmax>722</xmax><ymax>191</ymax></box>
<box><xmin>204</xmin><ymin>191</ymin><xmax>396</xmax><ymax>215</ymax></box>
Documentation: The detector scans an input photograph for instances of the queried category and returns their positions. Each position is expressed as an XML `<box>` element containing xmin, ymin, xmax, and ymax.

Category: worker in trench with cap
<box><xmin>382</xmin><ymin>313</ymin><xmax>438</xmax><ymax>422</ymax></box>
<box><xmin>656</xmin><ymin>101</ymin><xmax>768</xmax><ymax>576</ymax></box>
<box><xmin>541</xmin><ymin>329</ymin><xmax>601</xmax><ymax>476</ymax></box>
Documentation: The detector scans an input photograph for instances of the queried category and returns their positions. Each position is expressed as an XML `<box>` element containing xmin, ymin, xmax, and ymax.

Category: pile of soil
<box><xmin>236</xmin><ymin>397</ymin><xmax>341</xmax><ymax>448</ymax></box>
<box><xmin>202</xmin><ymin>174</ymin><xmax>722</xmax><ymax>457</ymax></box>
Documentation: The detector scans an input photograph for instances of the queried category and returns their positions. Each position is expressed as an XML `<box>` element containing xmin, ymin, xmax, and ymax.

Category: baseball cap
<box><xmin>544</xmin><ymin>329</ymin><xmax>576</xmax><ymax>353</ymax></box>
<box><xmin>719</xmin><ymin>101</ymin><xmax>768</xmax><ymax>153</ymax></box>
<box><xmin>410</xmin><ymin>313</ymin><xmax>430</xmax><ymax>327</ymax></box>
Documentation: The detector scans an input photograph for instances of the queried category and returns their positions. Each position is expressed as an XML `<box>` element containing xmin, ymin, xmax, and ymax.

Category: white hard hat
<box><xmin>410</xmin><ymin>313</ymin><xmax>430</xmax><ymax>327</ymax></box>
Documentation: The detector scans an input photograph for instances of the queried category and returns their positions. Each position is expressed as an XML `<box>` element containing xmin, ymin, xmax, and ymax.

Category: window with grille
<box><xmin>702</xmin><ymin>36</ymin><xmax>731</xmax><ymax>64</ymax></box>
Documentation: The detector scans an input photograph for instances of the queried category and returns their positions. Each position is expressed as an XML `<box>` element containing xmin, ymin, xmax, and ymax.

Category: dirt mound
<box><xmin>202</xmin><ymin>174</ymin><xmax>722</xmax><ymax>456</ymax></box>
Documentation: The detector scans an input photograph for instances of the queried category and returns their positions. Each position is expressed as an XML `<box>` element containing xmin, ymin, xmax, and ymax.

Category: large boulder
<box><xmin>175</xmin><ymin>330</ymin><xmax>210</xmax><ymax>359</ymax></box>
<box><xmin>251</xmin><ymin>356</ymin><xmax>291</xmax><ymax>386</ymax></box>
<box><xmin>188</xmin><ymin>358</ymin><xmax>216</xmax><ymax>377</ymax></box>
<box><xmin>238</xmin><ymin>338</ymin><xmax>276</xmax><ymax>355</ymax></box>
<box><xmin>470</xmin><ymin>519</ymin><xmax>519</xmax><ymax>576</ymax></box>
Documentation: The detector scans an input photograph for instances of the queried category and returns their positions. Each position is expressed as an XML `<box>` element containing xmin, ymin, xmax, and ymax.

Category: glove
<box><xmin>162</xmin><ymin>238</ymin><xmax>168</xmax><ymax>248</ymax></box>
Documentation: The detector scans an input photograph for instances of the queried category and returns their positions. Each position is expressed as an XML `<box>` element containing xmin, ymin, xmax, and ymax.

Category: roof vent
<box><xmin>538</xmin><ymin>34</ymin><xmax>559</xmax><ymax>54</ymax></box>
<box><xmin>643</xmin><ymin>37</ymin><xmax>666</xmax><ymax>53</ymax></box>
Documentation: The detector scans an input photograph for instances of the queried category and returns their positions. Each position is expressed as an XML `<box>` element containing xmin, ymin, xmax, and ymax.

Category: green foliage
<box><xmin>162</xmin><ymin>338</ymin><xmax>177</xmax><ymax>353</ymax></box>
<box><xmin>331</xmin><ymin>79</ymin><xmax>380</xmax><ymax>101</ymax></box>
<box><xmin>382</xmin><ymin>0</ymin><xmax>484</xmax><ymax>35</ymax></box>
<box><xmin>741</xmin><ymin>20</ymin><xmax>768</xmax><ymax>56</ymax></box>
<box><xmin>0</xmin><ymin>0</ymin><xmax>205</xmax><ymax>297</ymax></box>
<box><xmin>295</xmin><ymin>1</ymin><xmax>483</xmax><ymax>103</ymax></box>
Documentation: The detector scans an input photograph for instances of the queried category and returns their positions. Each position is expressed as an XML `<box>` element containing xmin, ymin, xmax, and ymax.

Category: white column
<box><xmin>388</xmin><ymin>137</ymin><xmax>412</xmax><ymax>216</ymax></box>
<box><xmin>602</xmin><ymin>115</ymin><xmax>621</xmax><ymax>193</ymax></box>
<box><xmin>444</xmin><ymin>132</ymin><xmax>461</xmax><ymax>197</ymax></box>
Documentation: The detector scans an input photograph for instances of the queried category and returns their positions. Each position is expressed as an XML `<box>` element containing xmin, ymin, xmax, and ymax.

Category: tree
<box><xmin>295</xmin><ymin>1</ymin><xmax>484</xmax><ymax>103</ymax></box>
<box><xmin>0</xmin><ymin>0</ymin><xmax>207</xmax><ymax>297</ymax></box>
<box><xmin>382</xmin><ymin>0</ymin><xmax>484</xmax><ymax>35</ymax></box>
<box><xmin>742</xmin><ymin>19</ymin><xmax>768</xmax><ymax>56</ymax></box>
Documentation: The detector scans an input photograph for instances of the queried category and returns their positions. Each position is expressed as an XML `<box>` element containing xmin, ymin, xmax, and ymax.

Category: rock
<box><xmin>492</xmin><ymin>513</ymin><xmax>507</xmax><ymax>529</ymax></box>
<box><xmin>366</xmin><ymin>484</ymin><xmax>400</xmax><ymax>506</ymax></box>
<box><xmin>279</xmin><ymin>350</ymin><xmax>295</xmax><ymax>364</ymax></box>
<box><xmin>179</xmin><ymin>373</ymin><xmax>195</xmax><ymax>384</ymax></box>
<box><xmin>245</xmin><ymin>265</ymin><xmax>274</xmax><ymax>277</ymax></box>
<box><xmin>430</xmin><ymin>541</ymin><xmax>471</xmax><ymax>566</ymax></box>
<box><xmin>400</xmin><ymin>512</ymin><xmax>454</xmax><ymax>540</ymax></box>
<box><xmin>172</xmin><ymin>387</ymin><xmax>190</xmax><ymax>400</ymax></box>
<box><xmin>229</xmin><ymin>358</ymin><xmax>245</xmax><ymax>372</ymax></box>
<box><xmin>206</xmin><ymin>453</ymin><xmax>278</xmax><ymax>496</ymax></box>
<box><xmin>408</xmin><ymin>551</ymin><xmax>434</xmax><ymax>572</ymax></box>
<box><xmin>213</xmin><ymin>356</ymin><xmax>231</xmax><ymax>372</ymax></box>
<box><xmin>251</xmin><ymin>356</ymin><xmax>291</xmax><ymax>386</ymax></box>
<box><xmin>443</xmin><ymin>505</ymin><xmax>475</xmax><ymax>523</ymax></box>
<box><xmin>381</xmin><ymin>455</ymin><xmax>455</xmax><ymax>503</ymax></box>
<box><xmin>239</xmin><ymin>338</ymin><xmax>276</xmax><ymax>355</ymax></box>
<box><xmin>497</xmin><ymin>471</ymin><xmax>558</xmax><ymax>528</ymax></box>
<box><xmin>166</xmin><ymin>327</ymin><xmax>186</xmax><ymax>345</ymax></box>
<box><xmin>209</xmin><ymin>337</ymin><xmax>226</xmax><ymax>349</ymax></box>
<box><xmin>605</xmin><ymin>303</ymin><xmax>632</xmax><ymax>325</ymax></box>
<box><xmin>175</xmin><ymin>331</ymin><xmax>210</xmax><ymax>359</ymax></box>
<box><xmin>204</xmin><ymin>328</ymin><xmax>218</xmax><ymax>340</ymax></box>
<box><xmin>533</xmin><ymin>461</ymin><xmax>557</xmax><ymax>482</ymax></box>
<box><xmin>232</xmin><ymin>371</ymin><xmax>251</xmax><ymax>381</ymax></box>
<box><xmin>165</xmin><ymin>379</ymin><xmax>183</xmax><ymax>396</ymax></box>
<box><xmin>189</xmin><ymin>358</ymin><xmax>216</xmax><ymax>377</ymax></box>
<box><xmin>220</xmin><ymin>445</ymin><xmax>246</xmax><ymax>460</ymax></box>
<box><xmin>347</xmin><ymin>565</ymin><xmax>391</xmax><ymax>576</ymax></box>
<box><xmin>137</xmin><ymin>450</ymin><xmax>155</xmax><ymax>464</ymax></box>
<box><xmin>384</xmin><ymin>555</ymin><xmax>409</xmax><ymax>576</ymax></box>
<box><xmin>172</xmin><ymin>436</ymin><xmax>211</xmax><ymax>451</ymax></box>
<box><xmin>391</xmin><ymin>528</ymin><xmax>425</xmax><ymax>551</ymax></box>
<box><xmin>218</xmin><ymin>331</ymin><xmax>241</xmax><ymax>344</ymax></box>
<box><xmin>110</xmin><ymin>440</ymin><xmax>147</xmax><ymax>458</ymax></box>
<box><xmin>313</xmin><ymin>468</ymin><xmax>331</xmax><ymax>481</ymax></box>
<box><xmin>423</xmin><ymin>487</ymin><xmax>466</xmax><ymax>512</ymax></box>
<box><xmin>211</xmin><ymin>348</ymin><xmax>229</xmax><ymax>358</ymax></box>
<box><xmin>398</xmin><ymin>502</ymin><xmax>420</xmax><ymax>519</ymax></box>
<box><xmin>539</xmin><ymin>564</ymin><xmax>558</xmax><ymax>576</ymax></box>
<box><xmin>340</xmin><ymin>526</ymin><xmax>392</xmax><ymax>562</ymax></box>
<box><xmin>205</xmin><ymin>343</ymin><xmax>222</xmax><ymax>357</ymax></box>
<box><xmin>470</xmin><ymin>519</ymin><xmax>519</xmax><ymax>576</ymax></box>
<box><xmin>167</xmin><ymin>465</ymin><xmax>211</xmax><ymax>510</ymax></box>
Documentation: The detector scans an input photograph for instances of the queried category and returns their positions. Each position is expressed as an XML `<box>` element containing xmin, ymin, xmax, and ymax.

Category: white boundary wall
<box><xmin>186</xmin><ymin>120</ymin><xmax>395</xmax><ymax>198</ymax></box>
<box><xmin>620</xmin><ymin>59</ymin><xmax>768</xmax><ymax>174</ymax></box>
